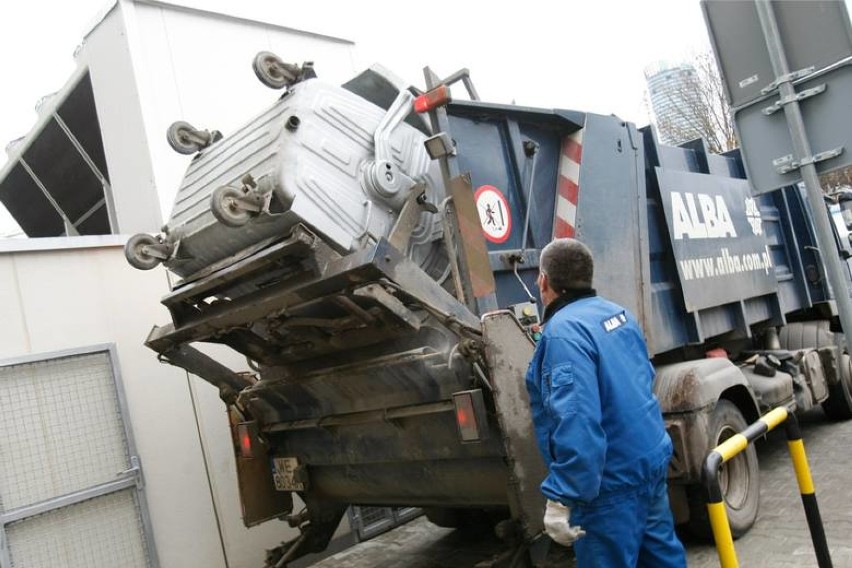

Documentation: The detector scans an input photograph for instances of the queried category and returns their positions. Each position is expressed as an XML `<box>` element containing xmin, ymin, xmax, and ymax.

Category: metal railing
<box><xmin>702</xmin><ymin>406</ymin><xmax>832</xmax><ymax>568</ymax></box>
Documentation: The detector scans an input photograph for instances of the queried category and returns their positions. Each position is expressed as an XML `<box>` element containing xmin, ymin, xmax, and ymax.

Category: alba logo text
<box><xmin>671</xmin><ymin>191</ymin><xmax>737</xmax><ymax>240</ymax></box>
<box><xmin>602</xmin><ymin>312</ymin><xmax>628</xmax><ymax>332</ymax></box>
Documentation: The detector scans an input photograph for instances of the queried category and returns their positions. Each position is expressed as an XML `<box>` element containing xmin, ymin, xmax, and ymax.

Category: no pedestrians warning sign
<box><xmin>474</xmin><ymin>185</ymin><xmax>511</xmax><ymax>244</ymax></box>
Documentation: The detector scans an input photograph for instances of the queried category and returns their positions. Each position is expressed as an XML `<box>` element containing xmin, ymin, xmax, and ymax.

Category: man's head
<box><xmin>537</xmin><ymin>238</ymin><xmax>594</xmax><ymax>306</ymax></box>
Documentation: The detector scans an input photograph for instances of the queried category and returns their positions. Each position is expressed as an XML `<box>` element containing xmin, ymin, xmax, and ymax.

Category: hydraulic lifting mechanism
<box><xmin>127</xmin><ymin>51</ymin><xmax>553</xmax><ymax>567</ymax></box>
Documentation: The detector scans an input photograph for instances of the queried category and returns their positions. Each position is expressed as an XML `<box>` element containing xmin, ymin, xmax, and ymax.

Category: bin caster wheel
<box><xmin>211</xmin><ymin>186</ymin><xmax>254</xmax><ymax>227</ymax></box>
<box><xmin>253</xmin><ymin>51</ymin><xmax>297</xmax><ymax>89</ymax></box>
<box><xmin>125</xmin><ymin>233</ymin><xmax>168</xmax><ymax>270</ymax></box>
<box><xmin>167</xmin><ymin>121</ymin><xmax>205</xmax><ymax>155</ymax></box>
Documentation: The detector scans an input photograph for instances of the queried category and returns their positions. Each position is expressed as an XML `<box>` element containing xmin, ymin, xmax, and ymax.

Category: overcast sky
<box><xmin>0</xmin><ymin>0</ymin><xmax>828</xmax><ymax>235</ymax></box>
<box><xmin>0</xmin><ymin>0</ymin><xmax>713</xmax><ymax>147</ymax></box>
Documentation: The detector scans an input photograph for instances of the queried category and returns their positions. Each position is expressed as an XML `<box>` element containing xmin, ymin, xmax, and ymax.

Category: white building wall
<box><xmin>0</xmin><ymin>240</ymin><xmax>224</xmax><ymax>567</ymax></box>
<box><xmin>0</xmin><ymin>240</ymin><xmax>307</xmax><ymax>568</ymax></box>
<box><xmin>120</xmin><ymin>0</ymin><xmax>359</xmax><ymax>225</ymax></box>
<box><xmin>69</xmin><ymin>1</ymin><xmax>358</xmax><ymax>234</ymax></box>
<box><xmin>184</xmin><ymin>344</ymin><xmax>303</xmax><ymax>568</ymax></box>
<box><xmin>78</xmin><ymin>7</ymin><xmax>164</xmax><ymax>235</ymax></box>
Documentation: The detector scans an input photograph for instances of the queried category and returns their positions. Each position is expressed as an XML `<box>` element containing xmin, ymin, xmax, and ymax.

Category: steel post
<box><xmin>19</xmin><ymin>159</ymin><xmax>79</xmax><ymax>236</ymax></box>
<box><xmin>53</xmin><ymin>112</ymin><xmax>118</xmax><ymax>232</ymax></box>
<box><xmin>0</xmin><ymin>524</ymin><xmax>11</xmax><ymax>568</ymax></box>
<box><xmin>755</xmin><ymin>0</ymin><xmax>852</xmax><ymax>356</ymax></box>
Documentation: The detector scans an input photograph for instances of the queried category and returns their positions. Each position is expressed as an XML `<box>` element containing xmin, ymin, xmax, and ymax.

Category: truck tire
<box><xmin>779</xmin><ymin>321</ymin><xmax>852</xmax><ymax>420</ymax></box>
<box><xmin>778</xmin><ymin>320</ymin><xmax>835</xmax><ymax>351</ymax></box>
<box><xmin>687</xmin><ymin>400</ymin><xmax>759</xmax><ymax>540</ymax></box>
<box><xmin>424</xmin><ymin>507</ymin><xmax>464</xmax><ymax>528</ymax></box>
<box><xmin>822</xmin><ymin>353</ymin><xmax>852</xmax><ymax>420</ymax></box>
<box><xmin>423</xmin><ymin>507</ymin><xmax>504</xmax><ymax>535</ymax></box>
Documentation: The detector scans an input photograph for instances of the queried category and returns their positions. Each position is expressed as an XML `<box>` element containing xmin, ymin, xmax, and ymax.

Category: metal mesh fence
<box><xmin>359</xmin><ymin>506</ymin><xmax>392</xmax><ymax>527</ymax></box>
<box><xmin>5</xmin><ymin>489</ymin><xmax>149</xmax><ymax>568</ymax></box>
<box><xmin>396</xmin><ymin>506</ymin><xmax>421</xmax><ymax>523</ymax></box>
<box><xmin>0</xmin><ymin>352</ymin><xmax>130</xmax><ymax>512</ymax></box>
<box><xmin>349</xmin><ymin>506</ymin><xmax>421</xmax><ymax>541</ymax></box>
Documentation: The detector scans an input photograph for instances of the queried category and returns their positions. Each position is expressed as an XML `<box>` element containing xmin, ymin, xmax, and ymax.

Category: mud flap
<box><xmin>229</xmin><ymin>409</ymin><xmax>294</xmax><ymax>527</ymax></box>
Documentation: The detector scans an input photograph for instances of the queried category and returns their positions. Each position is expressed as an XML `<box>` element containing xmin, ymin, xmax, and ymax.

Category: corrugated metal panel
<box><xmin>162</xmin><ymin>79</ymin><xmax>441</xmax><ymax>279</ymax></box>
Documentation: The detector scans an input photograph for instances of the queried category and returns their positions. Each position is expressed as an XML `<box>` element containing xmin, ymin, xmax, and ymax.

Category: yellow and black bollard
<box><xmin>784</xmin><ymin>412</ymin><xmax>832</xmax><ymax>568</ymax></box>
<box><xmin>702</xmin><ymin>406</ymin><xmax>832</xmax><ymax>568</ymax></box>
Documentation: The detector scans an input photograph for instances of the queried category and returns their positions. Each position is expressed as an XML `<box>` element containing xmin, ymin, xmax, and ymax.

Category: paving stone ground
<box><xmin>311</xmin><ymin>407</ymin><xmax>852</xmax><ymax>567</ymax></box>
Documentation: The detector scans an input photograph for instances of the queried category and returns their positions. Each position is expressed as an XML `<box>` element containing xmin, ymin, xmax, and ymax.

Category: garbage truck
<box><xmin>125</xmin><ymin>52</ymin><xmax>852</xmax><ymax>566</ymax></box>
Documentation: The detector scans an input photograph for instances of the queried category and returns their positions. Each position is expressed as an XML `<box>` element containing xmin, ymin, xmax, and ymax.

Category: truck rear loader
<box><xmin>125</xmin><ymin>52</ymin><xmax>852</xmax><ymax>566</ymax></box>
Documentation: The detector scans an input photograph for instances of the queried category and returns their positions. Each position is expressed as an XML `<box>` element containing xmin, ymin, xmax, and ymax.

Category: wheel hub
<box><xmin>718</xmin><ymin>425</ymin><xmax>750</xmax><ymax>511</ymax></box>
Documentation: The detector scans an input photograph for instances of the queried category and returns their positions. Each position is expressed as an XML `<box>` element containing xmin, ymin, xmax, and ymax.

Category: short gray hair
<box><xmin>540</xmin><ymin>238</ymin><xmax>594</xmax><ymax>293</ymax></box>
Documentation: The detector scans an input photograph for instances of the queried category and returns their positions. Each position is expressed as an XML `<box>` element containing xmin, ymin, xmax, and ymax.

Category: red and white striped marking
<box><xmin>553</xmin><ymin>128</ymin><xmax>584</xmax><ymax>238</ymax></box>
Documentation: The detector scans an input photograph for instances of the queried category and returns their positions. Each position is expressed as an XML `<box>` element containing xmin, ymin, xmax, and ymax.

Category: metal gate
<box><xmin>0</xmin><ymin>345</ymin><xmax>158</xmax><ymax>568</ymax></box>
<box><xmin>348</xmin><ymin>506</ymin><xmax>421</xmax><ymax>541</ymax></box>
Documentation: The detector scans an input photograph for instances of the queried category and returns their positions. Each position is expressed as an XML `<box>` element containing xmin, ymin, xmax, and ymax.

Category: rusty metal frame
<box><xmin>52</xmin><ymin>111</ymin><xmax>118</xmax><ymax>232</ymax></box>
<box><xmin>480</xmin><ymin>311</ymin><xmax>548</xmax><ymax>542</ymax></box>
<box><xmin>147</xmin><ymin>235</ymin><xmax>480</xmax><ymax>356</ymax></box>
<box><xmin>422</xmin><ymin>66</ymin><xmax>498</xmax><ymax>316</ymax></box>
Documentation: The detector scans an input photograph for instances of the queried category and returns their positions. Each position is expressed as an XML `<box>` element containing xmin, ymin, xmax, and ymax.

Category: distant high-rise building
<box><xmin>644</xmin><ymin>61</ymin><xmax>701</xmax><ymax>146</ymax></box>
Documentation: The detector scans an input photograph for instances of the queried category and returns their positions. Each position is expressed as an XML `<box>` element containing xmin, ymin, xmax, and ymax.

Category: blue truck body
<box><xmin>445</xmin><ymin>100</ymin><xmax>838</xmax><ymax>354</ymax></box>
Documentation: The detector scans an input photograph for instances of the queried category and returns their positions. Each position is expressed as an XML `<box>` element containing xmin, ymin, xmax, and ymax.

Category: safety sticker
<box><xmin>474</xmin><ymin>185</ymin><xmax>511</xmax><ymax>244</ymax></box>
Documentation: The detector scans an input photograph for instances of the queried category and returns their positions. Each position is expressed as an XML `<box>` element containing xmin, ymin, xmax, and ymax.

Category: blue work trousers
<box><xmin>570</xmin><ymin>470</ymin><xmax>686</xmax><ymax>567</ymax></box>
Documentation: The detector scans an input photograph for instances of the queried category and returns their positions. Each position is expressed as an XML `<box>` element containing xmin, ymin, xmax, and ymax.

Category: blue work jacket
<box><xmin>525</xmin><ymin>293</ymin><xmax>672</xmax><ymax>506</ymax></box>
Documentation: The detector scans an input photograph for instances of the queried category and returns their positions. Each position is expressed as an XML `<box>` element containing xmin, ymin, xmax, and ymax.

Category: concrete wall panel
<box><xmin>81</xmin><ymin>7</ymin><xmax>164</xmax><ymax>235</ymax></box>
<box><xmin>129</xmin><ymin>2</ymin><xmax>358</xmax><ymax>223</ymax></box>
<box><xmin>0</xmin><ymin>244</ymin><xmax>226</xmax><ymax>568</ymax></box>
<box><xmin>0</xmin><ymin>255</ymin><xmax>30</xmax><ymax>354</ymax></box>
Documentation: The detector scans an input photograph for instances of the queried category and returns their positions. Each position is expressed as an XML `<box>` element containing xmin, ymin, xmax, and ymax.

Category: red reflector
<box><xmin>414</xmin><ymin>85</ymin><xmax>451</xmax><ymax>113</ymax></box>
<box><xmin>237</xmin><ymin>423</ymin><xmax>254</xmax><ymax>459</ymax></box>
<box><xmin>456</xmin><ymin>406</ymin><xmax>470</xmax><ymax>427</ymax></box>
<box><xmin>453</xmin><ymin>391</ymin><xmax>481</xmax><ymax>442</ymax></box>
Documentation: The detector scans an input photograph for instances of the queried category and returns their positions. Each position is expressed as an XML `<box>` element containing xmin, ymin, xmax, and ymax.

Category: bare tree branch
<box><xmin>647</xmin><ymin>53</ymin><xmax>849</xmax><ymax>192</ymax></box>
<box><xmin>821</xmin><ymin>166</ymin><xmax>852</xmax><ymax>192</ymax></box>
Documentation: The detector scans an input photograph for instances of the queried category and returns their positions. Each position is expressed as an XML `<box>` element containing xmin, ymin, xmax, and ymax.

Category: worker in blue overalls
<box><xmin>525</xmin><ymin>238</ymin><xmax>686</xmax><ymax>567</ymax></box>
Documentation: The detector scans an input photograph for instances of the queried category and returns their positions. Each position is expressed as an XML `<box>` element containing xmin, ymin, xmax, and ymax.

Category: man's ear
<box><xmin>539</xmin><ymin>272</ymin><xmax>550</xmax><ymax>295</ymax></box>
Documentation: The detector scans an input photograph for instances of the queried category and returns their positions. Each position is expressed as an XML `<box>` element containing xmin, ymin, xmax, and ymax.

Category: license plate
<box><xmin>271</xmin><ymin>457</ymin><xmax>304</xmax><ymax>491</ymax></box>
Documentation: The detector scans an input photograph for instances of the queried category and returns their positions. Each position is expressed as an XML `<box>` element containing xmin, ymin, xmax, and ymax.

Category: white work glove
<box><xmin>543</xmin><ymin>499</ymin><xmax>586</xmax><ymax>546</ymax></box>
